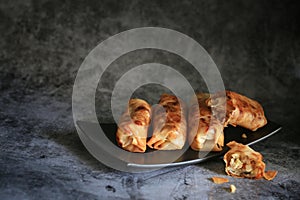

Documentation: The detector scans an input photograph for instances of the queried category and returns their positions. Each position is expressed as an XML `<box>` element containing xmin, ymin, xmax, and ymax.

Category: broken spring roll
<box><xmin>116</xmin><ymin>99</ymin><xmax>151</xmax><ymax>152</ymax></box>
<box><xmin>223</xmin><ymin>141</ymin><xmax>265</xmax><ymax>179</ymax></box>
<box><xmin>208</xmin><ymin>90</ymin><xmax>267</xmax><ymax>131</ymax></box>
<box><xmin>147</xmin><ymin>94</ymin><xmax>187</xmax><ymax>150</ymax></box>
<box><xmin>188</xmin><ymin>93</ymin><xmax>224</xmax><ymax>151</ymax></box>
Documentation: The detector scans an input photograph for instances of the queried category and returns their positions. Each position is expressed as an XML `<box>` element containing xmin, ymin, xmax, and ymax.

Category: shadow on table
<box><xmin>44</xmin><ymin>128</ymin><xmax>115</xmax><ymax>172</ymax></box>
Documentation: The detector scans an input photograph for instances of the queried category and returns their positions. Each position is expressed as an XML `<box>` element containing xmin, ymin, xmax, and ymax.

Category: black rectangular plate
<box><xmin>76</xmin><ymin>121</ymin><xmax>281</xmax><ymax>168</ymax></box>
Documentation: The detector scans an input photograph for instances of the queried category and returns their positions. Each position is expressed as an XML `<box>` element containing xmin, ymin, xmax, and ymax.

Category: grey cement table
<box><xmin>1</xmin><ymin>1</ymin><xmax>300</xmax><ymax>199</ymax></box>
<box><xmin>0</xmin><ymin>90</ymin><xmax>299</xmax><ymax>199</ymax></box>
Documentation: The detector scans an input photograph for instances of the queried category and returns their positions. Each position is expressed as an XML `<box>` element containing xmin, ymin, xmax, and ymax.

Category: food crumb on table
<box><xmin>230</xmin><ymin>184</ymin><xmax>236</xmax><ymax>193</ymax></box>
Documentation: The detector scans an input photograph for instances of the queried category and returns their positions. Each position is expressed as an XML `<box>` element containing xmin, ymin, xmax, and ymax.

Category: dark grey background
<box><xmin>1</xmin><ymin>0</ymin><xmax>299</xmax><ymax>199</ymax></box>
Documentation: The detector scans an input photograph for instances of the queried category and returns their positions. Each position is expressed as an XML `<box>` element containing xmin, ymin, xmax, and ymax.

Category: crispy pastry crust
<box><xmin>208</xmin><ymin>90</ymin><xmax>267</xmax><ymax>131</ymax></box>
<box><xmin>116</xmin><ymin>99</ymin><xmax>151</xmax><ymax>152</ymax></box>
<box><xmin>147</xmin><ymin>94</ymin><xmax>187</xmax><ymax>150</ymax></box>
<box><xmin>223</xmin><ymin>141</ymin><xmax>265</xmax><ymax>179</ymax></box>
<box><xmin>211</xmin><ymin>177</ymin><xmax>229</xmax><ymax>184</ymax></box>
<box><xmin>263</xmin><ymin>170</ymin><xmax>278</xmax><ymax>181</ymax></box>
<box><xmin>188</xmin><ymin>93</ymin><xmax>224</xmax><ymax>151</ymax></box>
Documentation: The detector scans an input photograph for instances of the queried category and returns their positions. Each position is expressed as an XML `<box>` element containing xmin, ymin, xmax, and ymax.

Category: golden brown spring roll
<box><xmin>116</xmin><ymin>99</ymin><xmax>151</xmax><ymax>152</ymax></box>
<box><xmin>188</xmin><ymin>93</ymin><xmax>224</xmax><ymax>151</ymax></box>
<box><xmin>223</xmin><ymin>141</ymin><xmax>265</xmax><ymax>179</ymax></box>
<box><xmin>208</xmin><ymin>90</ymin><xmax>267</xmax><ymax>131</ymax></box>
<box><xmin>147</xmin><ymin>94</ymin><xmax>187</xmax><ymax>150</ymax></box>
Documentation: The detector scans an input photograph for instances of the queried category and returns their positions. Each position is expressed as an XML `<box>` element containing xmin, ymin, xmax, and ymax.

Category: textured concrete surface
<box><xmin>1</xmin><ymin>0</ymin><xmax>300</xmax><ymax>199</ymax></box>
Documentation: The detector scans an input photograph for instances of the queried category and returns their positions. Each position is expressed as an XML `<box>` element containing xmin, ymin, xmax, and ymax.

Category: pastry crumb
<box><xmin>241</xmin><ymin>133</ymin><xmax>247</xmax><ymax>138</ymax></box>
<box><xmin>263</xmin><ymin>170</ymin><xmax>278</xmax><ymax>181</ymax></box>
<box><xmin>230</xmin><ymin>184</ymin><xmax>236</xmax><ymax>193</ymax></box>
<box><xmin>211</xmin><ymin>176</ymin><xmax>229</xmax><ymax>184</ymax></box>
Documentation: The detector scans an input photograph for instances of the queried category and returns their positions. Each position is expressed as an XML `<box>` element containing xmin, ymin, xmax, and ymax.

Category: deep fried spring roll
<box><xmin>147</xmin><ymin>94</ymin><xmax>187</xmax><ymax>150</ymax></box>
<box><xmin>116</xmin><ymin>99</ymin><xmax>151</xmax><ymax>152</ymax></box>
<box><xmin>223</xmin><ymin>141</ymin><xmax>265</xmax><ymax>179</ymax></box>
<box><xmin>188</xmin><ymin>93</ymin><xmax>224</xmax><ymax>151</ymax></box>
<box><xmin>208</xmin><ymin>90</ymin><xmax>267</xmax><ymax>131</ymax></box>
